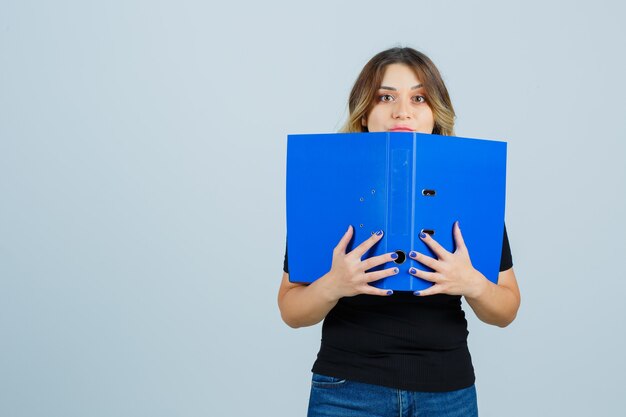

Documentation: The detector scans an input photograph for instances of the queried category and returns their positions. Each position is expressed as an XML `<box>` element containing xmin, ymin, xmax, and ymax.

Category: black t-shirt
<box><xmin>283</xmin><ymin>225</ymin><xmax>513</xmax><ymax>392</ymax></box>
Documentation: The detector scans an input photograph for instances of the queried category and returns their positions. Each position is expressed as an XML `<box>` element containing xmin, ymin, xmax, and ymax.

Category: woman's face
<box><xmin>363</xmin><ymin>63</ymin><xmax>435</xmax><ymax>134</ymax></box>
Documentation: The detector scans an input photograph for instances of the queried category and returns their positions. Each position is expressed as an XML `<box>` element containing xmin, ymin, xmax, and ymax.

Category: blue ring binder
<box><xmin>286</xmin><ymin>132</ymin><xmax>507</xmax><ymax>291</ymax></box>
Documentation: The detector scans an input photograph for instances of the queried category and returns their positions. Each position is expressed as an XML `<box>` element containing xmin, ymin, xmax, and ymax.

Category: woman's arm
<box><xmin>407</xmin><ymin>221</ymin><xmax>521</xmax><ymax>327</ymax></box>
<box><xmin>277</xmin><ymin>226</ymin><xmax>399</xmax><ymax>328</ymax></box>
<box><xmin>277</xmin><ymin>271</ymin><xmax>340</xmax><ymax>328</ymax></box>
<box><xmin>464</xmin><ymin>267</ymin><xmax>520</xmax><ymax>327</ymax></box>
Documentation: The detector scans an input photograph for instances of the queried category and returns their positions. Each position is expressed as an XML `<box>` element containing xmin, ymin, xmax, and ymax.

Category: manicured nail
<box><xmin>390</xmin><ymin>253</ymin><xmax>398</xmax><ymax>260</ymax></box>
<box><xmin>456</xmin><ymin>221</ymin><xmax>460</xmax><ymax>228</ymax></box>
<box><xmin>376</xmin><ymin>230</ymin><xmax>383</xmax><ymax>236</ymax></box>
<box><xmin>386</xmin><ymin>290</ymin><xmax>393</xmax><ymax>295</ymax></box>
<box><xmin>420</xmin><ymin>232</ymin><xmax>427</xmax><ymax>239</ymax></box>
<box><xmin>409</xmin><ymin>251</ymin><xmax>417</xmax><ymax>258</ymax></box>
<box><xmin>409</xmin><ymin>267</ymin><xmax>417</xmax><ymax>274</ymax></box>
<box><xmin>413</xmin><ymin>291</ymin><xmax>421</xmax><ymax>296</ymax></box>
<box><xmin>393</xmin><ymin>268</ymin><xmax>399</xmax><ymax>274</ymax></box>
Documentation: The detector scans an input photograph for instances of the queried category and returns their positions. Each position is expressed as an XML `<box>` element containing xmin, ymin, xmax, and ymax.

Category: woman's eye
<box><xmin>413</xmin><ymin>95</ymin><xmax>426</xmax><ymax>103</ymax></box>
<box><xmin>379</xmin><ymin>94</ymin><xmax>394</xmax><ymax>102</ymax></box>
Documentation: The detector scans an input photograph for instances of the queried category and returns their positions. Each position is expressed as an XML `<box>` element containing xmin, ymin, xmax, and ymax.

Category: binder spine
<box><xmin>384</xmin><ymin>133</ymin><xmax>415</xmax><ymax>290</ymax></box>
<box><xmin>389</xmin><ymin>151</ymin><xmax>410</xmax><ymax>236</ymax></box>
<box><xmin>410</xmin><ymin>133</ymin><xmax>417</xmax><ymax>271</ymax></box>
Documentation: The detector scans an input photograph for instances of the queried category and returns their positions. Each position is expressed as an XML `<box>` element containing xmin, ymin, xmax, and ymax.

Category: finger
<box><xmin>408</xmin><ymin>250</ymin><xmax>440</xmax><ymax>271</ymax></box>
<box><xmin>413</xmin><ymin>284</ymin><xmax>443</xmax><ymax>297</ymax></box>
<box><xmin>408</xmin><ymin>266</ymin><xmax>440</xmax><ymax>283</ymax></box>
<box><xmin>334</xmin><ymin>225</ymin><xmax>354</xmax><ymax>255</ymax></box>
<box><xmin>362</xmin><ymin>252</ymin><xmax>398</xmax><ymax>271</ymax></box>
<box><xmin>351</xmin><ymin>229</ymin><xmax>384</xmax><ymax>259</ymax></box>
<box><xmin>419</xmin><ymin>231</ymin><xmax>449</xmax><ymax>260</ymax></box>
<box><xmin>453</xmin><ymin>221</ymin><xmax>467</xmax><ymax>253</ymax></box>
<box><xmin>360</xmin><ymin>284</ymin><xmax>394</xmax><ymax>297</ymax></box>
<box><xmin>364</xmin><ymin>266</ymin><xmax>399</xmax><ymax>283</ymax></box>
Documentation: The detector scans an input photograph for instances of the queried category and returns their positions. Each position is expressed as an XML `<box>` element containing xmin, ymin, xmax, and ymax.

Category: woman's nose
<box><xmin>392</xmin><ymin>100</ymin><xmax>411</xmax><ymax>119</ymax></box>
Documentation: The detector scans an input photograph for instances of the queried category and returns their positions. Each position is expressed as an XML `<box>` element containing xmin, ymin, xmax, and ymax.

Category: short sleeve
<box><xmin>283</xmin><ymin>240</ymin><xmax>289</xmax><ymax>274</ymax></box>
<box><xmin>499</xmin><ymin>224</ymin><xmax>513</xmax><ymax>272</ymax></box>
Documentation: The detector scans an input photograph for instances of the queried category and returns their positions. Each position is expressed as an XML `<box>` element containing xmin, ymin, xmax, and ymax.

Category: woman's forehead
<box><xmin>380</xmin><ymin>64</ymin><xmax>423</xmax><ymax>88</ymax></box>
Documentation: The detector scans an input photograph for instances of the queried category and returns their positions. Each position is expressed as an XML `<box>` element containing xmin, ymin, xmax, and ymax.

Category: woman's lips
<box><xmin>389</xmin><ymin>127</ymin><xmax>414</xmax><ymax>132</ymax></box>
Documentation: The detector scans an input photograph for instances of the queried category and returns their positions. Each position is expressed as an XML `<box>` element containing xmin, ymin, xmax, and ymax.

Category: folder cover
<box><xmin>286</xmin><ymin>132</ymin><xmax>507</xmax><ymax>291</ymax></box>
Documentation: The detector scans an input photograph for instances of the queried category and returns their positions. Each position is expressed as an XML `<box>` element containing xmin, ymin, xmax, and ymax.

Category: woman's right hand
<box><xmin>323</xmin><ymin>225</ymin><xmax>399</xmax><ymax>299</ymax></box>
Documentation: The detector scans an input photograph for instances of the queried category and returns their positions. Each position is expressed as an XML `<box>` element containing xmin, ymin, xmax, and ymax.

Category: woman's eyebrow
<box><xmin>379</xmin><ymin>84</ymin><xmax>423</xmax><ymax>91</ymax></box>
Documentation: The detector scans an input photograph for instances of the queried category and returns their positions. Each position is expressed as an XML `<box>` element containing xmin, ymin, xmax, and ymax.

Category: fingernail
<box><xmin>376</xmin><ymin>230</ymin><xmax>383</xmax><ymax>236</ymax></box>
<box><xmin>420</xmin><ymin>232</ymin><xmax>427</xmax><ymax>239</ymax></box>
<box><xmin>409</xmin><ymin>267</ymin><xmax>417</xmax><ymax>274</ymax></box>
<box><xmin>409</xmin><ymin>251</ymin><xmax>417</xmax><ymax>258</ymax></box>
<box><xmin>386</xmin><ymin>290</ymin><xmax>393</xmax><ymax>295</ymax></box>
<box><xmin>413</xmin><ymin>291</ymin><xmax>421</xmax><ymax>296</ymax></box>
<box><xmin>456</xmin><ymin>221</ymin><xmax>460</xmax><ymax>228</ymax></box>
<box><xmin>390</xmin><ymin>253</ymin><xmax>398</xmax><ymax>260</ymax></box>
<box><xmin>394</xmin><ymin>268</ymin><xmax>399</xmax><ymax>274</ymax></box>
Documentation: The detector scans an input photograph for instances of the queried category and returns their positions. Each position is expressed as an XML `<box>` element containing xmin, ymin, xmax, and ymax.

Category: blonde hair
<box><xmin>340</xmin><ymin>47</ymin><xmax>456</xmax><ymax>136</ymax></box>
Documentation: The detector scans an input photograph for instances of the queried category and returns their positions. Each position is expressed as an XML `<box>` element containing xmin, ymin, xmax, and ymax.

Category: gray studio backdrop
<box><xmin>1</xmin><ymin>1</ymin><xmax>625</xmax><ymax>416</ymax></box>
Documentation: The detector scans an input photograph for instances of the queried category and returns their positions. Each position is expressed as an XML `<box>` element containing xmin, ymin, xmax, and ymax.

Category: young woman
<box><xmin>278</xmin><ymin>47</ymin><xmax>521</xmax><ymax>417</ymax></box>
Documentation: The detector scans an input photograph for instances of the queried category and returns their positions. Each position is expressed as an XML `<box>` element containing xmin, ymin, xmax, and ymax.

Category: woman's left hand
<box><xmin>408</xmin><ymin>221</ymin><xmax>487</xmax><ymax>298</ymax></box>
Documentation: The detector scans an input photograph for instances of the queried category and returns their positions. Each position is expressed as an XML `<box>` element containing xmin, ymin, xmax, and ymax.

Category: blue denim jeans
<box><xmin>307</xmin><ymin>373</ymin><xmax>478</xmax><ymax>417</ymax></box>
